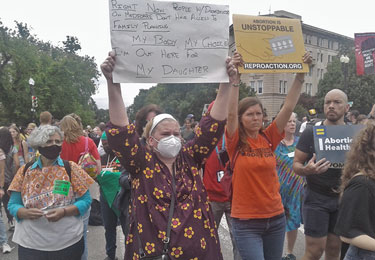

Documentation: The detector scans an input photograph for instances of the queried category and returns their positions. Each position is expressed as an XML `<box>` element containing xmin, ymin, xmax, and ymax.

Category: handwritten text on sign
<box><xmin>109</xmin><ymin>0</ymin><xmax>229</xmax><ymax>83</ymax></box>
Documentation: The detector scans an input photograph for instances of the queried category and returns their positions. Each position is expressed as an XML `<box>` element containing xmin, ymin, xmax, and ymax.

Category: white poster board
<box><xmin>108</xmin><ymin>0</ymin><xmax>229</xmax><ymax>83</ymax></box>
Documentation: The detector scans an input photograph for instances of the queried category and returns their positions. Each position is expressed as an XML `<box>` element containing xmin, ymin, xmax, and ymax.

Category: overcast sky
<box><xmin>1</xmin><ymin>0</ymin><xmax>373</xmax><ymax>109</ymax></box>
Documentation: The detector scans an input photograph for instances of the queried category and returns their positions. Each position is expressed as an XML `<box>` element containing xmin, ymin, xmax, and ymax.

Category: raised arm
<box><xmin>225</xmin><ymin>52</ymin><xmax>243</xmax><ymax>137</ymax></box>
<box><xmin>100</xmin><ymin>51</ymin><xmax>129</xmax><ymax>127</ymax></box>
<box><xmin>274</xmin><ymin>52</ymin><xmax>312</xmax><ymax>133</ymax></box>
<box><xmin>210</xmin><ymin>55</ymin><xmax>241</xmax><ymax>121</ymax></box>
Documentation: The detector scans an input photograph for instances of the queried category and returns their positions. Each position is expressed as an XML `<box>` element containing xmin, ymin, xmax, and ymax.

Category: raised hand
<box><xmin>100</xmin><ymin>51</ymin><xmax>116</xmax><ymax>82</ymax></box>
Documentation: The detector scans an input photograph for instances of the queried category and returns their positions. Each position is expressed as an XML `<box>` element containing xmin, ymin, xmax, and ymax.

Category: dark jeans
<box><xmin>210</xmin><ymin>201</ymin><xmax>242</xmax><ymax>260</ymax></box>
<box><xmin>232</xmin><ymin>213</ymin><xmax>286</xmax><ymax>260</ymax></box>
<box><xmin>100</xmin><ymin>191</ymin><xmax>128</xmax><ymax>259</ymax></box>
<box><xmin>344</xmin><ymin>245</ymin><xmax>375</xmax><ymax>260</ymax></box>
<box><xmin>18</xmin><ymin>237</ymin><xmax>84</xmax><ymax>260</ymax></box>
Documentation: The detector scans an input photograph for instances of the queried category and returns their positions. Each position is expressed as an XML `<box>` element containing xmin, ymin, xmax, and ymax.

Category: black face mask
<box><xmin>38</xmin><ymin>145</ymin><xmax>62</xmax><ymax>160</ymax></box>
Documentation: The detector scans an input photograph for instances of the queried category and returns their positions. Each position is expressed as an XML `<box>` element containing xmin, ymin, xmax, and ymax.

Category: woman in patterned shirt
<box><xmin>101</xmin><ymin>51</ymin><xmax>241</xmax><ymax>260</ymax></box>
<box><xmin>7</xmin><ymin>125</ymin><xmax>94</xmax><ymax>260</ymax></box>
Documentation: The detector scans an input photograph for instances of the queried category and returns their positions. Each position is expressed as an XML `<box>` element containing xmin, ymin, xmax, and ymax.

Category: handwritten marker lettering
<box><xmin>109</xmin><ymin>0</ymin><xmax>229</xmax><ymax>83</ymax></box>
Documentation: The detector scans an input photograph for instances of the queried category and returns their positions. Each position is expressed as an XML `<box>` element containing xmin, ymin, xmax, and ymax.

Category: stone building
<box><xmin>229</xmin><ymin>10</ymin><xmax>353</xmax><ymax>118</ymax></box>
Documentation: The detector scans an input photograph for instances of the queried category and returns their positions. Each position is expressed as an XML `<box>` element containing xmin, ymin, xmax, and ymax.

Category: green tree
<box><xmin>128</xmin><ymin>81</ymin><xmax>253</xmax><ymax>124</ymax></box>
<box><xmin>316</xmin><ymin>52</ymin><xmax>375</xmax><ymax>115</ymax></box>
<box><xmin>62</xmin><ymin>36</ymin><xmax>81</xmax><ymax>54</ymax></box>
<box><xmin>0</xmin><ymin>21</ymin><xmax>100</xmax><ymax>127</ymax></box>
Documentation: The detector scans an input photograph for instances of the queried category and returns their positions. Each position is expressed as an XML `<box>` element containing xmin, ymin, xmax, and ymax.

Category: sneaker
<box><xmin>2</xmin><ymin>243</ymin><xmax>13</xmax><ymax>254</ymax></box>
<box><xmin>282</xmin><ymin>253</ymin><xmax>296</xmax><ymax>260</ymax></box>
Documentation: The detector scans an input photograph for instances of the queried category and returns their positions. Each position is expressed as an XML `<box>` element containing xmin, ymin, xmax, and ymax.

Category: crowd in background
<box><xmin>1</xmin><ymin>50</ymin><xmax>375</xmax><ymax>260</ymax></box>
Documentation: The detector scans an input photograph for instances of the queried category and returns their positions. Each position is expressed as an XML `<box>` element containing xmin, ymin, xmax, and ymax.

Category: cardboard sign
<box><xmin>233</xmin><ymin>14</ymin><xmax>309</xmax><ymax>74</ymax></box>
<box><xmin>108</xmin><ymin>0</ymin><xmax>229</xmax><ymax>83</ymax></box>
<box><xmin>313</xmin><ymin>125</ymin><xmax>363</xmax><ymax>168</ymax></box>
<box><xmin>355</xmin><ymin>33</ymin><xmax>375</xmax><ymax>75</ymax></box>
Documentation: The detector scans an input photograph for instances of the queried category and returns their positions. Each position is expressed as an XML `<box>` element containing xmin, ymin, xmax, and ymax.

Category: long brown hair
<box><xmin>9</xmin><ymin>125</ymin><xmax>22</xmax><ymax>144</ymax></box>
<box><xmin>237</xmin><ymin>97</ymin><xmax>264</xmax><ymax>150</ymax></box>
<box><xmin>60</xmin><ymin>115</ymin><xmax>84</xmax><ymax>143</ymax></box>
<box><xmin>341</xmin><ymin>122</ymin><xmax>375</xmax><ymax>192</ymax></box>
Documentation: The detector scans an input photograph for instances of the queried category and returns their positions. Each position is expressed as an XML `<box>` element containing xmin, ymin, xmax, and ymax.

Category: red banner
<box><xmin>355</xmin><ymin>33</ymin><xmax>375</xmax><ymax>75</ymax></box>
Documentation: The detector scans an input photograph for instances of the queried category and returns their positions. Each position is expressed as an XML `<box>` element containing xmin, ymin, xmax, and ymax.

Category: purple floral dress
<box><xmin>107</xmin><ymin>114</ymin><xmax>225</xmax><ymax>260</ymax></box>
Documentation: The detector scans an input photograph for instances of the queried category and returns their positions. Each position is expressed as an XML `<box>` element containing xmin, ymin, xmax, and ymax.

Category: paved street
<box><xmin>2</xmin><ymin>210</ymin><xmax>312</xmax><ymax>260</ymax></box>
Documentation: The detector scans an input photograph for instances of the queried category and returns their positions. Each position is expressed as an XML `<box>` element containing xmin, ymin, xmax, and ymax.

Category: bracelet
<box><xmin>232</xmin><ymin>83</ymin><xmax>241</xmax><ymax>87</ymax></box>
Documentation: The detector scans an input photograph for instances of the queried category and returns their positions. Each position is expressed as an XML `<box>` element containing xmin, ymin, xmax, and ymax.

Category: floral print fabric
<box><xmin>9</xmin><ymin>160</ymin><xmax>94</xmax><ymax>210</ymax></box>
<box><xmin>107</xmin><ymin>114</ymin><xmax>225</xmax><ymax>260</ymax></box>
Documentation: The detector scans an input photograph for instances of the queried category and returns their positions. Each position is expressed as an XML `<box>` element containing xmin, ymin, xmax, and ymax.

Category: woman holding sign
<box><xmin>225</xmin><ymin>52</ymin><xmax>311</xmax><ymax>260</ymax></box>
<box><xmin>7</xmin><ymin>125</ymin><xmax>94</xmax><ymax>260</ymax></box>
<box><xmin>101</xmin><ymin>51</ymin><xmax>240</xmax><ymax>260</ymax></box>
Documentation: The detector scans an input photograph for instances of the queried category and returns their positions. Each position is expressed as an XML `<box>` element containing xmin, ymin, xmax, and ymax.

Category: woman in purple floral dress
<box><xmin>101</xmin><ymin>51</ymin><xmax>241</xmax><ymax>260</ymax></box>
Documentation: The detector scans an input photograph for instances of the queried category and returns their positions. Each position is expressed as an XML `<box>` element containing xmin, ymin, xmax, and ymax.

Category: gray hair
<box><xmin>27</xmin><ymin>125</ymin><xmax>63</xmax><ymax>149</ymax></box>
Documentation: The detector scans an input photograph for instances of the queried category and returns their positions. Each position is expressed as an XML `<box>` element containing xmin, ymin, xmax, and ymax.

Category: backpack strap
<box><xmin>62</xmin><ymin>160</ymin><xmax>72</xmax><ymax>180</ymax></box>
<box><xmin>23</xmin><ymin>160</ymin><xmax>35</xmax><ymax>175</ymax></box>
<box><xmin>84</xmin><ymin>137</ymin><xmax>89</xmax><ymax>153</ymax></box>
<box><xmin>23</xmin><ymin>159</ymin><xmax>72</xmax><ymax>181</ymax></box>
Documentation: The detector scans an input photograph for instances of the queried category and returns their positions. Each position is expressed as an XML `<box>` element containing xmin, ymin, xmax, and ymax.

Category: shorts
<box><xmin>302</xmin><ymin>187</ymin><xmax>339</xmax><ymax>238</ymax></box>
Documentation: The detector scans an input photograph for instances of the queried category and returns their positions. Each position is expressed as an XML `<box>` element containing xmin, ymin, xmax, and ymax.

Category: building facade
<box><xmin>229</xmin><ymin>10</ymin><xmax>353</xmax><ymax>118</ymax></box>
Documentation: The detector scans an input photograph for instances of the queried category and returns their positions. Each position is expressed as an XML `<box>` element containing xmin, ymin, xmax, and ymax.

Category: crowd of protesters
<box><xmin>1</xmin><ymin>49</ymin><xmax>375</xmax><ymax>260</ymax></box>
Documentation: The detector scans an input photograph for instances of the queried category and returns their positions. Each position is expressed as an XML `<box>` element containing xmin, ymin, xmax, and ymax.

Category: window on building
<box><xmin>328</xmin><ymin>55</ymin><xmax>331</xmax><ymax>63</ymax></box>
<box><xmin>250</xmin><ymin>81</ymin><xmax>256</xmax><ymax>93</ymax></box>
<box><xmin>283</xmin><ymin>81</ymin><xmax>287</xmax><ymax>94</ymax></box>
<box><xmin>321</xmin><ymin>53</ymin><xmax>323</xmax><ymax>62</ymax></box>
<box><xmin>258</xmin><ymin>80</ymin><xmax>263</xmax><ymax>94</ymax></box>
<box><xmin>279</xmin><ymin>80</ymin><xmax>287</xmax><ymax>94</ymax></box>
<box><xmin>309</xmin><ymin>66</ymin><xmax>313</xmax><ymax>77</ymax></box>
<box><xmin>305</xmin><ymin>83</ymin><xmax>312</xmax><ymax>96</ymax></box>
<box><xmin>317</xmin><ymin>53</ymin><xmax>320</xmax><ymax>62</ymax></box>
<box><xmin>328</xmin><ymin>40</ymin><xmax>334</xmax><ymax>49</ymax></box>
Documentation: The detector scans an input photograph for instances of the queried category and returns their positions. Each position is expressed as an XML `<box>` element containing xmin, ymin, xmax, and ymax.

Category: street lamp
<box><xmin>340</xmin><ymin>55</ymin><xmax>350</xmax><ymax>89</ymax></box>
<box><xmin>29</xmin><ymin>77</ymin><xmax>37</xmax><ymax>122</ymax></box>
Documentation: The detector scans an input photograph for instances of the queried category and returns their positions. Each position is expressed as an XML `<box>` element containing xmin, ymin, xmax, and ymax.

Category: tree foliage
<box><xmin>316</xmin><ymin>51</ymin><xmax>375</xmax><ymax>115</ymax></box>
<box><xmin>0</xmin><ymin>20</ymin><xmax>100</xmax><ymax>127</ymax></box>
<box><xmin>128</xmin><ymin>81</ymin><xmax>253</xmax><ymax>124</ymax></box>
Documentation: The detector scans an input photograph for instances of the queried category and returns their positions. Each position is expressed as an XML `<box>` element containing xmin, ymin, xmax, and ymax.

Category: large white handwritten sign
<box><xmin>108</xmin><ymin>0</ymin><xmax>229</xmax><ymax>83</ymax></box>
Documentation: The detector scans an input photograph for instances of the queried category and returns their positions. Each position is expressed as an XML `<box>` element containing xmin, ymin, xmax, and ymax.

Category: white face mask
<box><xmin>153</xmin><ymin>135</ymin><xmax>182</xmax><ymax>158</ymax></box>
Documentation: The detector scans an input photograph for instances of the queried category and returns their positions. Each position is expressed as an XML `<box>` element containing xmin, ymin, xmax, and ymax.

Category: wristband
<box><xmin>232</xmin><ymin>83</ymin><xmax>240</xmax><ymax>87</ymax></box>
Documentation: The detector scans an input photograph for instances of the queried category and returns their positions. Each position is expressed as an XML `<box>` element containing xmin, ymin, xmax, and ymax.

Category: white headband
<box><xmin>150</xmin><ymin>113</ymin><xmax>177</xmax><ymax>134</ymax></box>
